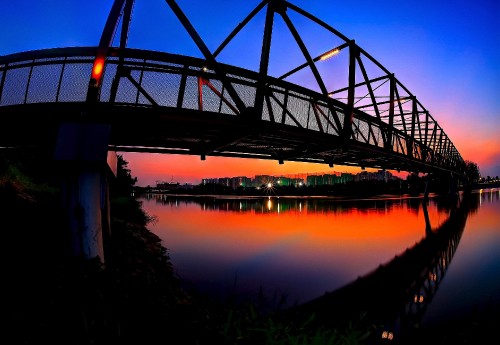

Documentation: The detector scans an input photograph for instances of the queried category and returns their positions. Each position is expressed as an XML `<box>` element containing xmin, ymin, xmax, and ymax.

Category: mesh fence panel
<box><xmin>99</xmin><ymin>63</ymin><xmax>116</xmax><ymax>103</ymax></box>
<box><xmin>182</xmin><ymin>76</ymin><xmax>199</xmax><ymax>110</ymax></box>
<box><xmin>115</xmin><ymin>73</ymin><xmax>141</xmax><ymax>104</ymax></box>
<box><xmin>142</xmin><ymin>71</ymin><xmax>181</xmax><ymax>107</ymax></box>
<box><xmin>286</xmin><ymin>95</ymin><xmax>309</xmax><ymax>128</ymax></box>
<box><xmin>58</xmin><ymin>62</ymin><xmax>91</xmax><ymax>102</ymax></box>
<box><xmin>26</xmin><ymin>64</ymin><xmax>62</xmax><ymax>103</ymax></box>
<box><xmin>1</xmin><ymin>67</ymin><xmax>30</xmax><ymax>105</ymax></box>
<box><xmin>201</xmin><ymin>79</ymin><xmax>224</xmax><ymax>113</ymax></box>
<box><xmin>270</xmin><ymin>91</ymin><xmax>285</xmax><ymax>123</ymax></box>
<box><xmin>233</xmin><ymin>82</ymin><xmax>256</xmax><ymax>109</ymax></box>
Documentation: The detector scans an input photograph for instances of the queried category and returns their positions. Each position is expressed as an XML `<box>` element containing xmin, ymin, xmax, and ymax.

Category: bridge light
<box><xmin>91</xmin><ymin>56</ymin><xmax>105</xmax><ymax>83</ymax></box>
<box><xmin>319</xmin><ymin>48</ymin><xmax>340</xmax><ymax>61</ymax></box>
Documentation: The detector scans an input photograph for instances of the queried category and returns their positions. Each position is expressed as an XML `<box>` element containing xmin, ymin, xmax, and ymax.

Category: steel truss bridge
<box><xmin>0</xmin><ymin>0</ymin><xmax>465</xmax><ymax>176</ymax></box>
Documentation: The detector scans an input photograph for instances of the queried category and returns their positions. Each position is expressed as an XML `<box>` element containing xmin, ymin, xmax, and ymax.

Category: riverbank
<box><xmin>2</xmin><ymin>152</ymin><xmax>372</xmax><ymax>344</ymax></box>
<box><xmin>3</xmin><ymin>152</ymin><xmax>496</xmax><ymax>344</ymax></box>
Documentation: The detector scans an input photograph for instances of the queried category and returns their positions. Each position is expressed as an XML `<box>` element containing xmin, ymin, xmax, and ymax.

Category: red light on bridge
<box><xmin>91</xmin><ymin>57</ymin><xmax>105</xmax><ymax>82</ymax></box>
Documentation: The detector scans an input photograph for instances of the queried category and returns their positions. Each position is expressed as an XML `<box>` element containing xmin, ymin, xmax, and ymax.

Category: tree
<box><xmin>463</xmin><ymin>160</ymin><xmax>480</xmax><ymax>183</ymax></box>
<box><xmin>114</xmin><ymin>154</ymin><xmax>138</xmax><ymax>197</ymax></box>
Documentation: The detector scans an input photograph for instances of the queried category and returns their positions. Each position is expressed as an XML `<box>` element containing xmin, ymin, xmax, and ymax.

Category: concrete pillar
<box><xmin>54</xmin><ymin>123</ymin><xmax>117</xmax><ymax>264</ymax></box>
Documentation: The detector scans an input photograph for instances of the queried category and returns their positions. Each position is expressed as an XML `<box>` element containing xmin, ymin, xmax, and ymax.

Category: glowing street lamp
<box><xmin>319</xmin><ymin>48</ymin><xmax>340</xmax><ymax>61</ymax></box>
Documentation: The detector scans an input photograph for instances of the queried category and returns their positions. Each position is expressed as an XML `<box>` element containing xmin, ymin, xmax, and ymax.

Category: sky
<box><xmin>1</xmin><ymin>0</ymin><xmax>499</xmax><ymax>185</ymax></box>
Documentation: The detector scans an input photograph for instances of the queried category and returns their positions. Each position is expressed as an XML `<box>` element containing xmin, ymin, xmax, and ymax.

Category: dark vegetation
<box><xmin>1</xmin><ymin>150</ymin><xmax>371</xmax><ymax>345</ymax></box>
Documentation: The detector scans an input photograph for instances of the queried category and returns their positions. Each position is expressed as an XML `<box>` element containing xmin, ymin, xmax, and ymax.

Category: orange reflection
<box><xmin>145</xmin><ymin>197</ymin><xmax>448</xmax><ymax>278</ymax></box>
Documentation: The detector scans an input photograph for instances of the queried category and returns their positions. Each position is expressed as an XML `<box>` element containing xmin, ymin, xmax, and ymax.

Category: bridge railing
<box><xmin>0</xmin><ymin>47</ymin><xmax>463</xmax><ymax>173</ymax></box>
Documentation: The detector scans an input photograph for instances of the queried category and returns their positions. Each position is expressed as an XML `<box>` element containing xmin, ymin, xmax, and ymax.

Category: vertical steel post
<box><xmin>176</xmin><ymin>65</ymin><xmax>188</xmax><ymax>108</ymax></box>
<box><xmin>24</xmin><ymin>61</ymin><xmax>34</xmax><ymax>104</ymax></box>
<box><xmin>343</xmin><ymin>40</ymin><xmax>357</xmax><ymax>141</ymax></box>
<box><xmin>387</xmin><ymin>73</ymin><xmax>395</xmax><ymax>150</ymax></box>
<box><xmin>254</xmin><ymin>0</ymin><xmax>275</xmax><ymax>121</ymax></box>
<box><xmin>408</xmin><ymin>96</ymin><xmax>417</xmax><ymax>158</ymax></box>
<box><xmin>197</xmin><ymin>76</ymin><xmax>204</xmax><ymax>111</ymax></box>
<box><xmin>55</xmin><ymin>58</ymin><xmax>67</xmax><ymax>103</ymax></box>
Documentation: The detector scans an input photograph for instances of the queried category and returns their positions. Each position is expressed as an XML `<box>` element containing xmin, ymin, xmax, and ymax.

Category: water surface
<box><xmin>140</xmin><ymin>189</ymin><xmax>499</xmax><ymax>340</ymax></box>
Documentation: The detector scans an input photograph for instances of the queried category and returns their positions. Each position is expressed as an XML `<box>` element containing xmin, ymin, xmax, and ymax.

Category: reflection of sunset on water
<box><xmin>143</xmin><ymin>195</ymin><xmax>452</xmax><ymax>302</ymax></box>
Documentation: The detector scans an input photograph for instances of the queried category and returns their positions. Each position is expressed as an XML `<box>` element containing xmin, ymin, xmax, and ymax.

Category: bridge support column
<box><xmin>54</xmin><ymin>123</ymin><xmax>117</xmax><ymax>265</ymax></box>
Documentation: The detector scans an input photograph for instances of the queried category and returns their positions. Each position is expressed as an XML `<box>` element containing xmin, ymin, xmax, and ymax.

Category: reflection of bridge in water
<box><xmin>281</xmin><ymin>192</ymin><xmax>478</xmax><ymax>344</ymax></box>
<box><xmin>149</xmin><ymin>192</ymin><xmax>477</xmax><ymax>342</ymax></box>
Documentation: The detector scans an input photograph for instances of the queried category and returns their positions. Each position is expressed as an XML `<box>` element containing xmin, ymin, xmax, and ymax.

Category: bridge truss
<box><xmin>0</xmin><ymin>0</ymin><xmax>466</xmax><ymax>176</ymax></box>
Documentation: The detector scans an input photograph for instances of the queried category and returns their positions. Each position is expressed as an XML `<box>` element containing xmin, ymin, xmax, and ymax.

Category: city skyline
<box><xmin>1</xmin><ymin>0</ymin><xmax>498</xmax><ymax>185</ymax></box>
<box><xmin>151</xmin><ymin>169</ymin><xmax>396</xmax><ymax>189</ymax></box>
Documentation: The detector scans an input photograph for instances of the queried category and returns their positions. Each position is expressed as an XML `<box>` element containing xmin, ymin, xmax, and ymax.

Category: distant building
<box><xmin>202</xmin><ymin>178</ymin><xmax>218</xmax><ymax>185</ymax></box>
<box><xmin>354</xmin><ymin>170</ymin><xmax>394</xmax><ymax>182</ymax></box>
<box><xmin>156</xmin><ymin>181</ymin><xmax>181</xmax><ymax>191</ymax></box>
<box><xmin>230</xmin><ymin>176</ymin><xmax>252</xmax><ymax>188</ymax></box>
<box><xmin>306</xmin><ymin>172</ymin><xmax>353</xmax><ymax>186</ymax></box>
<box><xmin>218</xmin><ymin>177</ymin><xmax>231</xmax><ymax>187</ymax></box>
<box><xmin>200</xmin><ymin>171</ymin><xmax>377</xmax><ymax>189</ymax></box>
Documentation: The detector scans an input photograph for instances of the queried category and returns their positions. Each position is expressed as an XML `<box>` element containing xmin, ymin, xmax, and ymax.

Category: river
<box><xmin>139</xmin><ymin>188</ymin><xmax>499</xmax><ymax>342</ymax></box>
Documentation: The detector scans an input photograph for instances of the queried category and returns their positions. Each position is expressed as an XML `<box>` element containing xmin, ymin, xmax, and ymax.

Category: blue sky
<box><xmin>1</xmin><ymin>0</ymin><xmax>499</xmax><ymax>182</ymax></box>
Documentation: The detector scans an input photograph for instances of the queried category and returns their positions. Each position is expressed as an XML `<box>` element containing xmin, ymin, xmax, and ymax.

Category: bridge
<box><xmin>0</xmin><ymin>0</ymin><xmax>465</xmax><ymax>175</ymax></box>
<box><xmin>0</xmin><ymin>0</ymin><xmax>467</xmax><ymax>262</ymax></box>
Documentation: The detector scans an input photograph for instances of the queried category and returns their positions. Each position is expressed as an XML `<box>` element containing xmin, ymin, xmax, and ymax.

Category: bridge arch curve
<box><xmin>0</xmin><ymin>0</ymin><xmax>466</xmax><ymax>178</ymax></box>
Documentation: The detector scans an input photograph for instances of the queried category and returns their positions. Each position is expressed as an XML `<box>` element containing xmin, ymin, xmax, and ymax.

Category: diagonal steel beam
<box><xmin>355</xmin><ymin>55</ymin><xmax>381</xmax><ymax>121</ymax></box>
<box><xmin>164</xmin><ymin>0</ymin><xmax>246</xmax><ymax>114</ymax></box>
<box><xmin>123</xmin><ymin>70</ymin><xmax>158</xmax><ymax>106</ymax></box>
<box><xmin>213</xmin><ymin>0</ymin><xmax>268</xmax><ymax>58</ymax></box>
<box><xmin>269</xmin><ymin>92</ymin><xmax>303</xmax><ymax>128</ymax></box>
<box><xmin>314</xmin><ymin>104</ymin><xmax>339</xmax><ymax>134</ymax></box>
<box><xmin>278</xmin><ymin>42</ymin><xmax>349</xmax><ymax>80</ymax></box>
<box><xmin>279</xmin><ymin>11</ymin><xmax>343</xmax><ymax>134</ymax></box>
<box><xmin>330</xmin><ymin>75</ymin><xmax>387</xmax><ymax>96</ymax></box>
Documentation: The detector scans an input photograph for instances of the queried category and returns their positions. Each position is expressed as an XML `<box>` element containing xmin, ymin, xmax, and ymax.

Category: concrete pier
<box><xmin>54</xmin><ymin>123</ymin><xmax>117</xmax><ymax>264</ymax></box>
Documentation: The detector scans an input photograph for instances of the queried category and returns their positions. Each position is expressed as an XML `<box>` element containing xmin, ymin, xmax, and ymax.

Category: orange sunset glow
<box><xmin>122</xmin><ymin>152</ymin><xmax>382</xmax><ymax>186</ymax></box>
